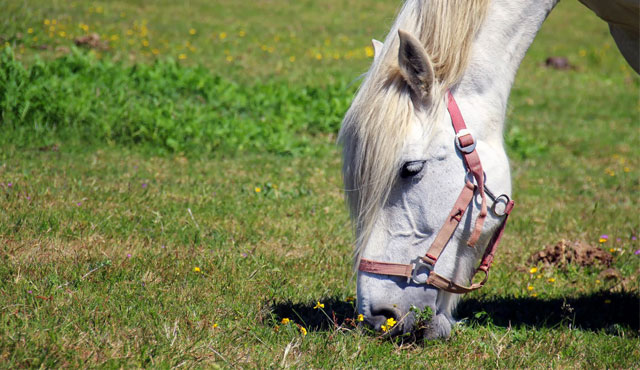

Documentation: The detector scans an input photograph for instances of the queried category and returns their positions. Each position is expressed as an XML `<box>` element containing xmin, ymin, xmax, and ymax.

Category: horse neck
<box><xmin>454</xmin><ymin>0</ymin><xmax>559</xmax><ymax>142</ymax></box>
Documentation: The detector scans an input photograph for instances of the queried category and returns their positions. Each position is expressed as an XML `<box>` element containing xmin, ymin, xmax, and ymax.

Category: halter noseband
<box><xmin>358</xmin><ymin>91</ymin><xmax>515</xmax><ymax>294</ymax></box>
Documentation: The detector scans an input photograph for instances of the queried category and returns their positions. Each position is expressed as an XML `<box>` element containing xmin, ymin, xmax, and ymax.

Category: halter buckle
<box><xmin>455</xmin><ymin>129</ymin><xmax>476</xmax><ymax>153</ymax></box>
<box><xmin>491</xmin><ymin>194</ymin><xmax>511</xmax><ymax>216</ymax></box>
<box><xmin>409</xmin><ymin>258</ymin><xmax>433</xmax><ymax>285</ymax></box>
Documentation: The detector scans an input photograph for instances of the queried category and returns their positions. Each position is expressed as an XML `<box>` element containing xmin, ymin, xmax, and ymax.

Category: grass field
<box><xmin>1</xmin><ymin>0</ymin><xmax>639</xmax><ymax>367</ymax></box>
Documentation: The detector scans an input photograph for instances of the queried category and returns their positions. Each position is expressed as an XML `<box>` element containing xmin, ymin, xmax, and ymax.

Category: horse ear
<box><xmin>397</xmin><ymin>29</ymin><xmax>434</xmax><ymax>98</ymax></box>
<box><xmin>371</xmin><ymin>39</ymin><xmax>383</xmax><ymax>60</ymax></box>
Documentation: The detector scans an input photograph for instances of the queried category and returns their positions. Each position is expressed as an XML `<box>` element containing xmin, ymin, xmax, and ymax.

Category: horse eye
<box><xmin>400</xmin><ymin>160</ymin><xmax>425</xmax><ymax>178</ymax></box>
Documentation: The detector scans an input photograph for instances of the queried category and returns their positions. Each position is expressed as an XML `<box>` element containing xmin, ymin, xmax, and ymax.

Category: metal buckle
<box><xmin>491</xmin><ymin>194</ymin><xmax>511</xmax><ymax>217</ymax></box>
<box><xmin>410</xmin><ymin>258</ymin><xmax>433</xmax><ymax>284</ymax></box>
<box><xmin>455</xmin><ymin>129</ymin><xmax>476</xmax><ymax>153</ymax></box>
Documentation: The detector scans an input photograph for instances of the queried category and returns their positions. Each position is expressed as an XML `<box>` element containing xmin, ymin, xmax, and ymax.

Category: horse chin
<box><xmin>390</xmin><ymin>312</ymin><xmax>453</xmax><ymax>340</ymax></box>
<box><xmin>420</xmin><ymin>313</ymin><xmax>453</xmax><ymax>340</ymax></box>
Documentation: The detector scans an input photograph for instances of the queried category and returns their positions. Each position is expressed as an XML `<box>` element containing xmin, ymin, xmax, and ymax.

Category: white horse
<box><xmin>339</xmin><ymin>0</ymin><xmax>638</xmax><ymax>339</ymax></box>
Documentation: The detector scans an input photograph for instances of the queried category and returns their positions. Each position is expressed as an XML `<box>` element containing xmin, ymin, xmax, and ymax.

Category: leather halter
<box><xmin>358</xmin><ymin>91</ymin><xmax>515</xmax><ymax>294</ymax></box>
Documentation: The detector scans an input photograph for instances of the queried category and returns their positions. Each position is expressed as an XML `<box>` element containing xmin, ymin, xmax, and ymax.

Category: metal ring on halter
<box><xmin>410</xmin><ymin>258</ymin><xmax>433</xmax><ymax>284</ymax></box>
<box><xmin>491</xmin><ymin>194</ymin><xmax>511</xmax><ymax>216</ymax></box>
<box><xmin>465</xmin><ymin>169</ymin><xmax>488</xmax><ymax>186</ymax></box>
<box><xmin>455</xmin><ymin>129</ymin><xmax>476</xmax><ymax>153</ymax></box>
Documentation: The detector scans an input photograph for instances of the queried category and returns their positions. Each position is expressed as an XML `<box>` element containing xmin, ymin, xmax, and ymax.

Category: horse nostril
<box><xmin>369</xmin><ymin>304</ymin><xmax>402</xmax><ymax>332</ymax></box>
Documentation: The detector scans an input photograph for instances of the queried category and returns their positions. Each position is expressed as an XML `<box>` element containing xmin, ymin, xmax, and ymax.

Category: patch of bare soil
<box><xmin>544</xmin><ymin>56</ymin><xmax>574</xmax><ymax>70</ymax></box>
<box><xmin>529</xmin><ymin>239</ymin><xmax>612</xmax><ymax>267</ymax></box>
<box><xmin>74</xmin><ymin>33</ymin><xmax>108</xmax><ymax>50</ymax></box>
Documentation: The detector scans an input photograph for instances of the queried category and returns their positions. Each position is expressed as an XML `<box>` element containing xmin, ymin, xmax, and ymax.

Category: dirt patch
<box><xmin>74</xmin><ymin>33</ymin><xmax>108</xmax><ymax>50</ymax></box>
<box><xmin>529</xmin><ymin>239</ymin><xmax>612</xmax><ymax>267</ymax></box>
<box><xmin>544</xmin><ymin>56</ymin><xmax>574</xmax><ymax>70</ymax></box>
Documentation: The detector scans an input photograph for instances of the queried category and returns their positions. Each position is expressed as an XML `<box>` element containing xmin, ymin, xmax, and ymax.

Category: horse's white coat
<box><xmin>350</xmin><ymin>0</ymin><xmax>560</xmax><ymax>338</ymax></box>
<box><xmin>345</xmin><ymin>0</ymin><xmax>638</xmax><ymax>338</ymax></box>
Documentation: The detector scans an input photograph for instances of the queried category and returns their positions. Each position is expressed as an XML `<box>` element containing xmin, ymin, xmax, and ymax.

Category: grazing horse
<box><xmin>339</xmin><ymin>0</ymin><xmax>638</xmax><ymax>339</ymax></box>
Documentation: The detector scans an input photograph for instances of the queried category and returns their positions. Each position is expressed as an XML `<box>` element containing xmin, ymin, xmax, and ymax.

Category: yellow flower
<box><xmin>238</xmin><ymin>30</ymin><xmax>246</xmax><ymax>37</ymax></box>
<box><xmin>385</xmin><ymin>317</ymin><xmax>397</xmax><ymax>328</ymax></box>
<box><xmin>527</xmin><ymin>285</ymin><xmax>534</xmax><ymax>291</ymax></box>
<box><xmin>27</xmin><ymin>28</ymin><xmax>33</xmax><ymax>34</ymax></box>
<box><xmin>58</xmin><ymin>31</ymin><xmax>66</xmax><ymax>38</ymax></box>
<box><xmin>44</xmin><ymin>19</ymin><xmax>50</xmax><ymax>25</ymax></box>
<box><xmin>365</xmin><ymin>45</ymin><xmax>374</xmax><ymax>58</ymax></box>
<box><xmin>213</xmin><ymin>323</ymin><xmax>218</xmax><ymax>329</ymax></box>
<box><xmin>579</xmin><ymin>49</ymin><xmax>586</xmax><ymax>57</ymax></box>
<box><xmin>599</xmin><ymin>237</ymin><xmax>607</xmax><ymax>243</ymax></box>
<box><xmin>226</xmin><ymin>55</ymin><xmax>233</xmax><ymax>62</ymax></box>
<box><xmin>142</xmin><ymin>39</ymin><xmax>149</xmax><ymax>47</ymax></box>
<box><xmin>51</xmin><ymin>19</ymin><xmax>57</xmax><ymax>25</ymax></box>
<box><xmin>189</xmin><ymin>28</ymin><xmax>196</xmax><ymax>35</ymax></box>
<box><xmin>548</xmin><ymin>278</ymin><xmax>556</xmax><ymax>283</ymax></box>
<box><xmin>531</xmin><ymin>293</ymin><xmax>537</xmax><ymax>297</ymax></box>
<box><xmin>193</xmin><ymin>267</ymin><xmax>201</xmax><ymax>272</ymax></box>
<box><xmin>623</xmin><ymin>167</ymin><xmax>630</xmax><ymax>173</ymax></box>
<box><xmin>254</xmin><ymin>187</ymin><xmax>261</xmax><ymax>193</ymax></box>
<box><xmin>315</xmin><ymin>53</ymin><xmax>322</xmax><ymax>60</ymax></box>
<box><xmin>110</xmin><ymin>34</ymin><xmax>119</xmax><ymax>41</ymax></box>
<box><xmin>529</xmin><ymin>267</ymin><xmax>538</xmax><ymax>274</ymax></box>
<box><xmin>299</xmin><ymin>326</ymin><xmax>307</xmax><ymax>336</ymax></box>
<box><xmin>595</xmin><ymin>279</ymin><xmax>601</xmax><ymax>284</ymax></box>
<box><xmin>178</xmin><ymin>53</ymin><xmax>187</xmax><ymax>60</ymax></box>
<box><xmin>219</xmin><ymin>32</ymin><xmax>227</xmax><ymax>40</ymax></box>
<box><xmin>289</xmin><ymin>55</ymin><xmax>296</xmax><ymax>62</ymax></box>
<box><xmin>357</xmin><ymin>314</ymin><xmax>364</xmax><ymax>322</ymax></box>
<box><xmin>152</xmin><ymin>48</ymin><xmax>160</xmax><ymax>55</ymax></box>
<box><xmin>313</xmin><ymin>301</ymin><xmax>324</xmax><ymax>309</ymax></box>
<box><xmin>281</xmin><ymin>318</ymin><xmax>290</xmax><ymax>324</ymax></box>
<box><xmin>380</xmin><ymin>318</ymin><xmax>397</xmax><ymax>332</ymax></box>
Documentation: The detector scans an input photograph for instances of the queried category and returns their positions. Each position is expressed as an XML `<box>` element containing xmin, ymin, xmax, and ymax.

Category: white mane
<box><xmin>339</xmin><ymin>0</ymin><xmax>491</xmax><ymax>265</ymax></box>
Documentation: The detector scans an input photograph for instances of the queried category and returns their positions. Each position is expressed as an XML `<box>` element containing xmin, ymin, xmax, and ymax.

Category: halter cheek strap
<box><xmin>358</xmin><ymin>91</ymin><xmax>515</xmax><ymax>294</ymax></box>
<box><xmin>447</xmin><ymin>91</ymin><xmax>488</xmax><ymax>248</ymax></box>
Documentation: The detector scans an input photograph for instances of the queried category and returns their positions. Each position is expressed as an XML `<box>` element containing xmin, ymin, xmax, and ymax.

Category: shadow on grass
<box><xmin>270</xmin><ymin>297</ymin><xmax>358</xmax><ymax>331</ymax></box>
<box><xmin>457</xmin><ymin>291</ymin><xmax>639</xmax><ymax>333</ymax></box>
<box><xmin>270</xmin><ymin>291</ymin><xmax>638</xmax><ymax>335</ymax></box>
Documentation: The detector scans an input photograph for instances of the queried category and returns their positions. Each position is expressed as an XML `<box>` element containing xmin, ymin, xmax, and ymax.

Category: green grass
<box><xmin>0</xmin><ymin>47</ymin><xmax>352</xmax><ymax>154</ymax></box>
<box><xmin>1</xmin><ymin>0</ymin><xmax>396</xmax><ymax>84</ymax></box>
<box><xmin>1</xmin><ymin>0</ymin><xmax>639</xmax><ymax>367</ymax></box>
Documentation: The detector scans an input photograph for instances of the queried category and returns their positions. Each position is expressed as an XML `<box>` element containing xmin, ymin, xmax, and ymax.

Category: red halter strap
<box><xmin>358</xmin><ymin>91</ymin><xmax>515</xmax><ymax>294</ymax></box>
